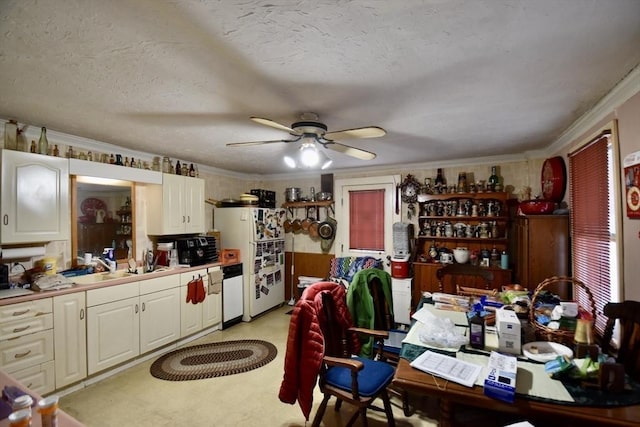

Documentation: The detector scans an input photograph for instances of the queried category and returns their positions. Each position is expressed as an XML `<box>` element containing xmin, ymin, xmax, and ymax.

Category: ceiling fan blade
<box><xmin>324</xmin><ymin>141</ymin><xmax>377</xmax><ymax>160</ymax></box>
<box><xmin>250</xmin><ymin>117</ymin><xmax>296</xmax><ymax>133</ymax></box>
<box><xmin>324</xmin><ymin>126</ymin><xmax>386</xmax><ymax>140</ymax></box>
<box><xmin>226</xmin><ymin>139</ymin><xmax>293</xmax><ymax>147</ymax></box>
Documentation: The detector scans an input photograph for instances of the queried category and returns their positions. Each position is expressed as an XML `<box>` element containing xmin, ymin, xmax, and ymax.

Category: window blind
<box><xmin>569</xmin><ymin>133</ymin><xmax>611</xmax><ymax>336</ymax></box>
<box><xmin>349</xmin><ymin>189</ymin><xmax>385</xmax><ymax>251</ymax></box>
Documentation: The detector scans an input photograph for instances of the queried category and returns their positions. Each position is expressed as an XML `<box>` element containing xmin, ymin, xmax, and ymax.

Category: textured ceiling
<box><xmin>1</xmin><ymin>0</ymin><xmax>639</xmax><ymax>175</ymax></box>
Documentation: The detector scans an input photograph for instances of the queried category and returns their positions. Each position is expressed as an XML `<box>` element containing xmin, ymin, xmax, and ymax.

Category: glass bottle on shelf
<box><xmin>189</xmin><ymin>163</ymin><xmax>195</xmax><ymax>177</ymax></box>
<box><xmin>53</xmin><ymin>145</ymin><xmax>59</xmax><ymax>157</ymax></box>
<box><xmin>30</xmin><ymin>140</ymin><xmax>37</xmax><ymax>153</ymax></box>
<box><xmin>175</xmin><ymin>160</ymin><xmax>182</xmax><ymax>175</ymax></box>
<box><xmin>435</xmin><ymin>168</ymin><xmax>445</xmax><ymax>193</ymax></box>
<box><xmin>488</xmin><ymin>166</ymin><xmax>500</xmax><ymax>192</ymax></box>
<box><xmin>181</xmin><ymin>162</ymin><xmax>188</xmax><ymax>176</ymax></box>
<box><xmin>38</xmin><ymin>127</ymin><xmax>48</xmax><ymax>155</ymax></box>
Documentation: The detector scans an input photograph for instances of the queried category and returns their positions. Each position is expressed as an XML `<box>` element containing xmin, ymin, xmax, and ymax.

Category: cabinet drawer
<box><xmin>181</xmin><ymin>269</ymin><xmax>207</xmax><ymax>286</ymax></box>
<box><xmin>0</xmin><ymin>298</ymin><xmax>52</xmax><ymax>322</ymax></box>
<box><xmin>87</xmin><ymin>281</ymin><xmax>139</xmax><ymax>307</ymax></box>
<box><xmin>0</xmin><ymin>313</ymin><xmax>53</xmax><ymax>340</ymax></box>
<box><xmin>10</xmin><ymin>360</ymin><xmax>55</xmax><ymax>395</ymax></box>
<box><xmin>139</xmin><ymin>274</ymin><xmax>179</xmax><ymax>295</ymax></box>
<box><xmin>0</xmin><ymin>330</ymin><xmax>54</xmax><ymax>373</ymax></box>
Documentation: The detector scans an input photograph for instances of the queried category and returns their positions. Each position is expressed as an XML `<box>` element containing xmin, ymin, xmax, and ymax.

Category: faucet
<box><xmin>93</xmin><ymin>257</ymin><xmax>117</xmax><ymax>274</ymax></box>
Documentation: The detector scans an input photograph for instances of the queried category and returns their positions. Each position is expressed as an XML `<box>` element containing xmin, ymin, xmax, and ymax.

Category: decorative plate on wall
<box><xmin>541</xmin><ymin>156</ymin><xmax>567</xmax><ymax>202</ymax></box>
<box><xmin>80</xmin><ymin>197</ymin><xmax>107</xmax><ymax>216</ymax></box>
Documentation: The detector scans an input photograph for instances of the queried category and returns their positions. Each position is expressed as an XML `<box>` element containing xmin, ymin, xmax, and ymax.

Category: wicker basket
<box><xmin>529</xmin><ymin>276</ymin><xmax>597</xmax><ymax>346</ymax></box>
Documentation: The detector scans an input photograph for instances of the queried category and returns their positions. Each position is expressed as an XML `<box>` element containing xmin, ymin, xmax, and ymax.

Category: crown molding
<box><xmin>547</xmin><ymin>64</ymin><xmax>640</xmax><ymax>154</ymax></box>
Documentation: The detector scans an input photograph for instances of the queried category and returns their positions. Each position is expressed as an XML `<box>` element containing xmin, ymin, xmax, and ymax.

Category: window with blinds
<box><xmin>348</xmin><ymin>189</ymin><xmax>385</xmax><ymax>251</ymax></box>
<box><xmin>569</xmin><ymin>132</ymin><xmax>612</xmax><ymax>336</ymax></box>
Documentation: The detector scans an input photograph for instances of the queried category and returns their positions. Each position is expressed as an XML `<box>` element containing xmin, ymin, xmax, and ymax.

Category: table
<box><xmin>0</xmin><ymin>369</ymin><xmax>84</xmax><ymax>427</ymax></box>
<box><xmin>394</xmin><ymin>358</ymin><xmax>640</xmax><ymax>427</ymax></box>
<box><xmin>392</xmin><ymin>304</ymin><xmax>640</xmax><ymax>426</ymax></box>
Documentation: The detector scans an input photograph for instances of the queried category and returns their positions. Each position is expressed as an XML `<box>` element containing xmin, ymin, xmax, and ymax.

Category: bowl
<box><xmin>453</xmin><ymin>247</ymin><xmax>470</xmax><ymax>264</ymax></box>
<box><xmin>519</xmin><ymin>199</ymin><xmax>556</xmax><ymax>215</ymax></box>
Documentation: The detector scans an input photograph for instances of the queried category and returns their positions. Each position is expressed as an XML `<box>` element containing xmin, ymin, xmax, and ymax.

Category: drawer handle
<box><xmin>80</xmin><ymin>308</ymin><xmax>85</xmax><ymax>320</ymax></box>
<box><xmin>3</xmin><ymin>215</ymin><xmax>7</xmax><ymax>226</ymax></box>
<box><xmin>12</xmin><ymin>325</ymin><xmax>30</xmax><ymax>333</ymax></box>
<box><xmin>142</xmin><ymin>302</ymin><xmax>146</xmax><ymax>312</ymax></box>
<box><xmin>14</xmin><ymin>350</ymin><xmax>32</xmax><ymax>359</ymax></box>
<box><xmin>12</xmin><ymin>309</ymin><xmax>30</xmax><ymax>316</ymax></box>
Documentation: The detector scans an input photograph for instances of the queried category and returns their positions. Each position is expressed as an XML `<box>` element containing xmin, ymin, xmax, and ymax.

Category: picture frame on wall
<box><xmin>623</xmin><ymin>150</ymin><xmax>640</xmax><ymax>219</ymax></box>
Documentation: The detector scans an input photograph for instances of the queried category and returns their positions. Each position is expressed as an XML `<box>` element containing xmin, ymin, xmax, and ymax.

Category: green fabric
<box><xmin>346</xmin><ymin>268</ymin><xmax>393</xmax><ymax>358</ymax></box>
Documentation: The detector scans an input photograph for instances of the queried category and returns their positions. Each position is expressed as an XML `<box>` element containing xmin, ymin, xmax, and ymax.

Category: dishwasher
<box><xmin>222</xmin><ymin>263</ymin><xmax>243</xmax><ymax>329</ymax></box>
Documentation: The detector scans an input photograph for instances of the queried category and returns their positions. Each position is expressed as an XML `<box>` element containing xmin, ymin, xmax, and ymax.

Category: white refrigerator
<box><xmin>215</xmin><ymin>207</ymin><xmax>286</xmax><ymax>321</ymax></box>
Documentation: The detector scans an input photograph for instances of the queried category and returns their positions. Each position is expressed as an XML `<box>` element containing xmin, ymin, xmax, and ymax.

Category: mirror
<box><xmin>71</xmin><ymin>176</ymin><xmax>136</xmax><ymax>265</ymax></box>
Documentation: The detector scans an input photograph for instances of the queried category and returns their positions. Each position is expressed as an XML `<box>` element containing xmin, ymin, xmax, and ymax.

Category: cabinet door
<box><xmin>1</xmin><ymin>150</ymin><xmax>70</xmax><ymax>243</ymax></box>
<box><xmin>53</xmin><ymin>293</ymin><xmax>87</xmax><ymax>389</ymax></box>
<box><xmin>180</xmin><ymin>285</ymin><xmax>202</xmax><ymax>337</ymax></box>
<box><xmin>140</xmin><ymin>288</ymin><xmax>180</xmax><ymax>353</ymax></box>
<box><xmin>185</xmin><ymin>177</ymin><xmax>205</xmax><ymax>233</ymax></box>
<box><xmin>162</xmin><ymin>173</ymin><xmax>186</xmax><ymax>234</ymax></box>
<box><xmin>201</xmin><ymin>268</ymin><xmax>220</xmax><ymax>328</ymax></box>
<box><xmin>87</xmin><ymin>297</ymin><xmax>139</xmax><ymax>375</ymax></box>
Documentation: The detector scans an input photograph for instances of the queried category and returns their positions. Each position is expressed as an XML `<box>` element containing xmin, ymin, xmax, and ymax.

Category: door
<box><xmin>53</xmin><ymin>293</ymin><xmax>87</xmax><ymax>388</ymax></box>
<box><xmin>1</xmin><ymin>150</ymin><xmax>70</xmax><ymax>243</ymax></box>
<box><xmin>87</xmin><ymin>296</ymin><xmax>140</xmax><ymax>374</ymax></box>
<box><xmin>335</xmin><ymin>175</ymin><xmax>401</xmax><ymax>272</ymax></box>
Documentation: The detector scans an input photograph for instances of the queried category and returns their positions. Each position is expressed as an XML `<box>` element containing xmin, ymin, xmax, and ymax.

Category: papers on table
<box><xmin>410</xmin><ymin>350</ymin><xmax>482</xmax><ymax>387</ymax></box>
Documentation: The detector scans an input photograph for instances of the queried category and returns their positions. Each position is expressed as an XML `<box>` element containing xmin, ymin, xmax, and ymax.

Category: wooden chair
<box><xmin>313</xmin><ymin>284</ymin><xmax>396</xmax><ymax>427</ymax></box>
<box><xmin>436</xmin><ymin>263</ymin><xmax>495</xmax><ymax>295</ymax></box>
<box><xmin>601</xmin><ymin>300</ymin><xmax>640</xmax><ymax>382</ymax></box>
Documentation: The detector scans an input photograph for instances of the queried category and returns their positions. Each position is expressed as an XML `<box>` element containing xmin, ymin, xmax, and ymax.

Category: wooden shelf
<box><xmin>418</xmin><ymin>215</ymin><xmax>509</xmax><ymax>221</ymax></box>
<box><xmin>417</xmin><ymin>191</ymin><xmax>508</xmax><ymax>201</ymax></box>
<box><xmin>282</xmin><ymin>200</ymin><xmax>334</xmax><ymax>208</ymax></box>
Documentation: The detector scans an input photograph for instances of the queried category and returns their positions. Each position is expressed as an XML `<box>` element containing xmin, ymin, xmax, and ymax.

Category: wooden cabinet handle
<box><xmin>14</xmin><ymin>350</ymin><xmax>31</xmax><ymax>359</ymax></box>
<box><xmin>12</xmin><ymin>325</ymin><xmax>30</xmax><ymax>333</ymax></box>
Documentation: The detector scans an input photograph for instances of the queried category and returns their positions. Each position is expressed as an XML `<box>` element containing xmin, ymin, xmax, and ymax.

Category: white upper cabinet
<box><xmin>146</xmin><ymin>173</ymin><xmax>205</xmax><ymax>235</ymax></box>
<box><xmin>1</xmin><ymin>150</ymin><xmax>70</xmax><ymax>243</ymax></box>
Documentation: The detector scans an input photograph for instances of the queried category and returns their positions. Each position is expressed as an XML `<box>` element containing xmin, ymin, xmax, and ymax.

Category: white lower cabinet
<box><xmin>10</xmin><ymin>360</ymin><xmax>55</xmax><ymax>395</ymax></box>
<box><xmin>139</xmin><ymin>276</ymin><xmax>180</xmax><ymax>354</ymax></box>
<box><xmin>180</xmin><ymin>267</ymin><xmax>221</xmax><ymax>337</ymax></box>
<box><xmin>87</xmin><ymin>282</ymin><xmax>140</xmax><ymax>375</ymax></box>
<box><xmin>0</xmin><ymin>298</ymin><xmax>55</xmax><ymax>394</ymax></box>
<box><xmin>53</xmin><ymin>292</ymin><xmax>87</xmax><ymax>389</ymax></box>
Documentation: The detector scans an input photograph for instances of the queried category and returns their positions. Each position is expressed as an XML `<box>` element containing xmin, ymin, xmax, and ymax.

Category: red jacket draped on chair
<box><xmin>278</xmin><ymin>281</ymin><xmax>360</xmax><ymax>420</ymax></box>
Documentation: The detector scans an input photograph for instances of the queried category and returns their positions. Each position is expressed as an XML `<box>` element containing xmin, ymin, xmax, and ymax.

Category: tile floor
<box><xmin>59</xmin><ymin>305</ymin><xmax>441</xmax><ymax>426</ymax></box>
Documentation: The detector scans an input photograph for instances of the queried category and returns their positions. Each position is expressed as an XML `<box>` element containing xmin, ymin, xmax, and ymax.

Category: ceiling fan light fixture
<box><xmin>283</xmin><ymin>155</ymin><xmax>297</xmax><ymax>168</ymax></box>
<box><xmin>299</xmin><ymin>142</ymin><xmax>320</xmax><ymax>167</ymax></box>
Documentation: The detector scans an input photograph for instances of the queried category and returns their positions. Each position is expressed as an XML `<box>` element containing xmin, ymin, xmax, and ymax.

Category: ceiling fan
<box><xmin>226</xmin><ymin>113</ymin><xmax>386</xmax><ymax>163</ymax></box>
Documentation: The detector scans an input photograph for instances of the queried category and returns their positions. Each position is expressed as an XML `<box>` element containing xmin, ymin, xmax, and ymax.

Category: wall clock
<box><xmin>541</xmin><ymin>156</ymin><xmax>567</xmax><ymax>202</ymax></box>
<box><xmin>400</xmin><ymin>174</ymin><xmax>421</xmax><ymax>218</ymax></box>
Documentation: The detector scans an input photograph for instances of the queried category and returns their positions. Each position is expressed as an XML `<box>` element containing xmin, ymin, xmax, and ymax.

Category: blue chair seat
<box><xmin>325</xmin><ymin>356</ymin><xmax>395</xmax><ymax>397</ymax></box>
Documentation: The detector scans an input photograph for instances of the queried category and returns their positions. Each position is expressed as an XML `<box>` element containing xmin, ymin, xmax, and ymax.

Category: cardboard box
<box><xmin>496</xmin><ymin>309</ymin><xmax>521</xmax><ymax>354</ymax></box>
<box><xmin>484</xmin><ymin>351</ymin><xmax>518</xmax><ymax>403</ymax></box>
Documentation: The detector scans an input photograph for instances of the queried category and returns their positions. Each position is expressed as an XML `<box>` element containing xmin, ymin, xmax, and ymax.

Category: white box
<box><xmin>496</xmin><ymin>309</ymin><xmax>521</xmax><ymax>354</ymax></box>
<box><xmin>484</xmin><ymin>351</ymin><xmax>518</xmax><ymax>403</ymax></box>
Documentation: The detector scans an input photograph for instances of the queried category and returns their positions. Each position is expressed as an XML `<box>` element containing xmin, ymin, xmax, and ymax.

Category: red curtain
<box><xmin>569</xmin><ymin>132</ymin><xmax>611</xmax><ymax>336</ymax></box>
<box><xmin>349</xmin><ymin>189</ymin><xmax>385</xmax><ymax>251</ymax></box>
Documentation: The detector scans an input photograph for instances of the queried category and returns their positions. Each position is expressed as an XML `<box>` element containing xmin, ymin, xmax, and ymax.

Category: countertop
<box><xmin>0</xmin><ymin>262</ymin><xmax>223</xmax><ymax>306</ymax></box>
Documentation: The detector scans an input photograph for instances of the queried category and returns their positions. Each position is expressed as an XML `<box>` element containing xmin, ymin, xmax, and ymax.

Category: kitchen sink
<box><xmin>72</xmin><ymin>270</ymin><xmax>137</xmax><ymax>285</ymax></box>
